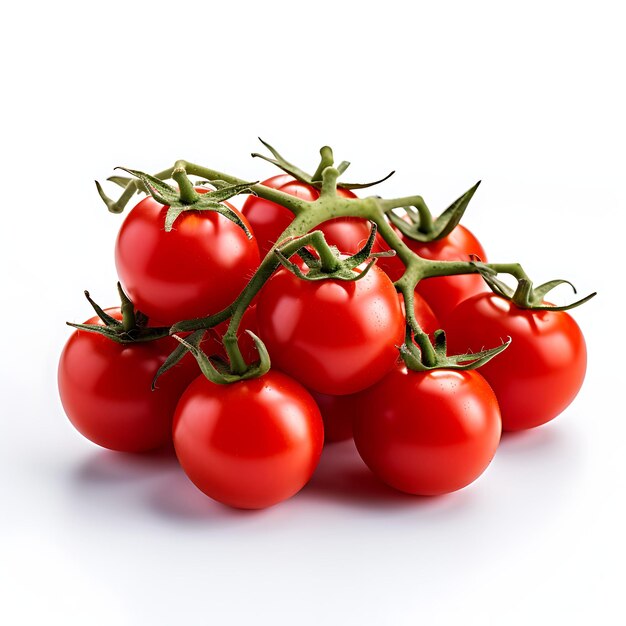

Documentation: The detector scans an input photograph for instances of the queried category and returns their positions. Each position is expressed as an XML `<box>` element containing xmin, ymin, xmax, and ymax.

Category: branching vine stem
<box><xmin>109</xmin><ymin>159</ymin><xmax>550</xmax><ymax>375</ymax></box>
<box><xmin>174</xmin><ymin>160</ymin><xmax>307</xmax><ymax>216</ymax></box>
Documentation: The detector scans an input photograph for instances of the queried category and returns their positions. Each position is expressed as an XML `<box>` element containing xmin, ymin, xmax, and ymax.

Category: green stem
<box><xmin>172</xmin><ymin>166</ymin><xmax>199</xmax><ymax>204</ymax></box>
<box><xmin>320</xmin><ymin>167</ymin><xmax>340</xmax><ymax>197</ymax></box>
<box><xmin>377</xmin><ymin>195</ymin><xmax>431</xmax><ymax>213</ymax></box>
<box><xmin>311</xmin><ymin>146</ymin><xmax>335</xmax><ymax>182</ymax></box>
<box><xmin>366</xmin><ymin>198</ymin><xmax>422</xmax><ymax>268</ymax></box>
<box><xmin>309</xmin><ymin>231</ymin><xmax>340</xmax><ymax>272</ymax></box>
<box><xmin>485</xmin><ymin>262</ymin><xmax>531</xmax><ymax>282</ymax></box>
<box><xmin>220</xmin><ymin>216</ymin><xmax>324</xmax><ymax>373</ymax></box>
<box><xmin>417</xmin><ymin>259</ymin><xmax>530</xmax><ymax>281</ymax></box>
<box><xmin>415</xmin><ymin>201</ymin><xmax>434</xmax><ymax>234</ymax></box>
<box><xmin>158</xmin><ymin>161</ymin><xmax>540</xmax><ymax>374</ymax></box>
<box><xmin>177</xmin><ymin>161</ymin><xmax>308</xmax><ymax>216</ymax></box>
<box><xmin>395</xmin><ymin>284</ymin><xmax>438</xmax><ymax>367</ymax></box>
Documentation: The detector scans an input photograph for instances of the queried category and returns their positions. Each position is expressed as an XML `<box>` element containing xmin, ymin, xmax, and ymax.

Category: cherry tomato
<box><xmin>378</xmin><ymin>224</ymin><xmax>488</xmax><ymax>319</ymax></box>
<box><xmin>116</xmin><ymin>190</ymin><xmax>260</xmax><ymax>325</ymax></box>
<box><xmin>58</xmin><ymin>309</ymin><xmax>198</xmax><ymax>453</ymax></box>
<box><xmin>242</xmin><ymin>174</ymin><xmax>381</xmax><ymax>257</ymax></box>
<box><xmin>309</xmin><ymin>390</ymin><xmax>356</xmax><ymax>442</ymax></box>
<box><xmin>352</xmin><ymin>365</ymin><xmax>501</xmax><ymax>495</ymax></box>
<box><xmin>443</xmin><ymin>293</ymin><xmax>587</xmax><ymax>431</ymax></box>
<box><xmin>173</xmin><ymin>370</ymin><xmax>324</xmax><ymax>509</ymax></box>
<box><xmin>256</xmin><ymin>265</ymin><xmax>404</xmax><ymax>395</ymax></box>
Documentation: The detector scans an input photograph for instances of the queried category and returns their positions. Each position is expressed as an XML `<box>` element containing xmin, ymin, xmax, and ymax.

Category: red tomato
<box><xmin>173</xmin><ymin>370</ymin><xmax>324</xmax><ymax>509</ymax></box>
<box><xmin>443</xmin><ymin>293</ymin><xmax>587</xmax><ymax>431</ymax></box>
<box><xmin>378</xmin><ymin>224</ymin><xmax>488</xmax><ymax>319</ymax></box>
<box><xmin>58</xmin><ymin>309</ymin><xmax>198</xmax><ymax>453</ymax></box>
<box><xmin>256</xmin><ymin>265</ymin><xmax>404</xmax><ymax>395</ymax></box>
<box><xmin>308</xmin><ymin>390</ymin><xmax>355</xmax><ymax>442</ymax></box>
<box><xmin>352</xmin><ymin>365</ymin><xmax>501</xmax><ymax>495</ymax></box>
<box><xmin>242</xmin><ymin>174</ymin><xmax>380</xmax><ymax>257</ymax></box>
<box><xmin>115</xmin><ymin>190</ymin><xmax>260</xmax><ymax>325</ymax></box>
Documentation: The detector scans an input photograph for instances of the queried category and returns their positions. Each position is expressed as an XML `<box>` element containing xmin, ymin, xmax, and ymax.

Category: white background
<box><xmin>1</xmin><ymin>1</ymin><xmax>624</xmax><ymax>624</ymax></box>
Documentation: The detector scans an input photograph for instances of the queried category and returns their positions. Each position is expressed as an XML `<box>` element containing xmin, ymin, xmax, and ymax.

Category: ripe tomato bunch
<box><xmin>58</xmin><ymin>142</ymin><xmax>594</xmax><ymax>509</ymax></box>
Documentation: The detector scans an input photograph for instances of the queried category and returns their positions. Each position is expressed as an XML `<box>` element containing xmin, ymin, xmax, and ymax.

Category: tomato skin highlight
<box><xmin>115</xmin><ymin>191</ymin><xmax>260</xmax><ymax>325</ymax></box>
<box><xmin>352</xmin><ymin>366</ymin><xmax>502</xmax><ymax>496</ymax></box>
<box><xmin>242</xmin><ymin>175</ymin><xmax>381</xmax><ymax>257</ymax></box>
<box><xmin>378</xmin><ymin>224</ymin><xmax>488</xmax><ymax>319</ymax></box>
<box><xmin>256</xmin><ymin>265</ymin><xmax>404</xmax><ymax>396</ymax></box>
<box><xmin>173</xmin><ymin>371</ymin><xmax>324</xmax><ymax>509</ymax></box>
<box><xmin>58</xmin><ymin>309</ymin><xmax>198</xmax><ymax>453</ymax></box>
<box><xmin>443</xmin><ymin>293</ymin><xmax>587</xmax><ymax>431</ymax></box>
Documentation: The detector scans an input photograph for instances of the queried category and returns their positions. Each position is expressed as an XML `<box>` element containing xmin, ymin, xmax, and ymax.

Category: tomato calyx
<box><xmin>98</xmin><ymin>166</ymin><xmax>256</xmax><ymax>235</ymax></box>
<box><xmin>400</xmin><ymin>325</ymin><xmax>512</xmax><ymax>372</ymax></box>
<box><xmin>385</xmin><ymin>181</ymin><xmax>481</xmax><ymax>243</ymax></box>
<box><xmin>66</xmin><ymin>283</ymin><xmax>170</xmax><ymax>344</ymax></box>
<box><xmin>275</xmin><ymin>222</ymin><xmax>395</xmax><ymax>282</ymax></box>
<box><xmin>251</xmin><ymin>137</ymin><xmax>395</xmax><ymax>191</ymax></box>
<box><xmin>473</xmin><ymin>263</ymin><xmax>597</xmax><ymax>311</ymax></box>
<box><xmin>173</xmin><ymin>330</ymin><xmax>271</xmax><ymax>385</ymax></box>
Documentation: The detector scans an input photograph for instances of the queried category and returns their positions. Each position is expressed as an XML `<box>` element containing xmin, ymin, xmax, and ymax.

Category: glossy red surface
<box><xmin>256</xmin><ymin>265</ymin><xmax>404</xmax><ymax>395</ymax></box>
<box><xmin>443</xmin><ymin>293</ymin><xmax>587</xmax><ymax>431</ymax></box>
<box><xmin>115</xmin><ymin>192</ymin><xmax>260</xmax><ymax>325</ymax></box>
<box><xmin>58</xmin><ymin>309</ymin><xmax>198</xmax><ymax>452</ymax></box>
<box><xmin>173</xmin><ymin>371</ymin><xmax>324</xmax><ymax>509</ymax></box>
<box><xmin>352</xmin><ymin>366</ymin><xmax>502</xmax><ymax>495</ymax></box>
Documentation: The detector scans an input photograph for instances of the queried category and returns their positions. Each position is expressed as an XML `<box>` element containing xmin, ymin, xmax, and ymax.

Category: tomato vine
<box><xmin>95</xmin><ymin>140</ymin><xmax>595</xmax><ymax>384</ymax></box>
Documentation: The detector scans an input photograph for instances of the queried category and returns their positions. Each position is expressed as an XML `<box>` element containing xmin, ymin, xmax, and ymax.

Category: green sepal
<box><xmin>474</xmin><ymin>264</ymin><xmax>597</xmax><ymax>311</ymax></box>
<box><xmin>275</xmin><ymin>222</ymin><xmax>385</xmax><ymax>282</ymax></box>
<box><xmin>251</xmin><ymin>138</ymin><xmax>313</xmax><ymax>186</ymax></box>
<box><xmin>66</xmin><ymin>321</ymin><xmax>170</xmax><ymax>344</ymax></box>
<box><xmin>116</xmin><ymin>168</ymin><xmax>180</xmax><ymax>205</ymax></box>
<box><xmin>387</xmin><ymin>181</ymin><xmax>481</xmax><ymax>243</ymax></box>
<box><xmin>107</xmin><ymin>175</ymin><xmax>147</xmax><ymax>194</ymax></box>
<box><xmin>67</xmin><ymin>285</ymin><xmax>170</xmax><ymax>345</ymax></box>
<box><xmin>117</xmin><ymin>167</ymin><xmax>256</xmax><ymax>235</ymax></box>
<box><xmin>336</xmin><ymin>161</ymin><xmax>351</xmax><ymax>175</ymax></box>
<box><xmin>252</xmin><ymin>138</ymin><xmax>395</xmax><ymax>191</ymax></box>
<box><xmin>152</xmin><ymin>329</ymin><xmax>205</xmax><ymax>390</ymax></box>
<box><xmin>173</xmin><ymin>330</ymin><xmax>271</xmax><ymax>385</ymax></box>
<box><xmin>195</xmin><ymin>179</ymin><xmax>233</xmax><ymax>190</ymax></box>
<box><xmin>83</xmin><ymin>290</ymin><xmax>121</xmax><ymax>327</ymax></box>
<box><xmin>95</xmin><ymin>180</ymin><xmax>126</xmax><ymax>214</ymax></box>
<box><xmin>400</xmin><ymin>325</ymin><xmax>511</xmax><ymax>372</ymax></box>
<box><xmin>336</xmin><ymin>170</ymin><xmax>395</xmax><ymax>190</ymax></box>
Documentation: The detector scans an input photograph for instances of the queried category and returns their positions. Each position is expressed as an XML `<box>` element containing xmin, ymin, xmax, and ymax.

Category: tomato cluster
<box><xmin>60</xmin><ymin>149</ymin><xmax>591</xmax><ymax>510</ymax></box>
